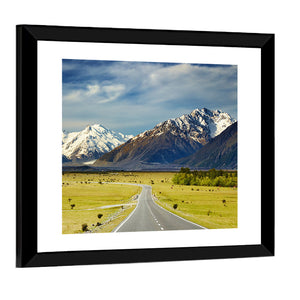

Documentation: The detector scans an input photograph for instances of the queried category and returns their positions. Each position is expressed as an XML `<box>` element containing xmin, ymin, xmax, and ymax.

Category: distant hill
<box><xmin>93</xmin><ymin>108</ymin><xmax>236</xmax><ymax>170</ymax></box>
<box><xmin>175</xmin><ymin>122</ymin><xmax>237</xmax><ymax>169</ymax></box>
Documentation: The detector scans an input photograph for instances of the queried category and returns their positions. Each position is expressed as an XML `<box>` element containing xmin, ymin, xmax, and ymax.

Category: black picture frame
<box><xmin>16</xmin><ymin>25</ymin><xmax>274</xmax><ymax>268</ymax></box>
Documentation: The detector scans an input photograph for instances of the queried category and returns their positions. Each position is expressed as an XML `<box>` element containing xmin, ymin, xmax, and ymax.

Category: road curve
<box><xmin>111</xmin><ymin>183</ymin><xmax>205</xmax><ymax>232</ymax></box>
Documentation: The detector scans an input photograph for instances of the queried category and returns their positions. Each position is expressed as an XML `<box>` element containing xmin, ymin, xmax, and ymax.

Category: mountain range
<box><xmin>93</xmin><ymin>108</ymin><xmax>236</xmax><ymax>170</ymax></box>
<box><xmin>62</xmin><ymin>124</ymin><xmax>133</xmax><ymax>162</ymax></box>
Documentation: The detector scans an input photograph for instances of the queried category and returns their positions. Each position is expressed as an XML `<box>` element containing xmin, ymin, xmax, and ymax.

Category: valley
<box><xmin>62</xmin><ymin>171</ymin><xmax>237</xmax><ymax>234</ymax></box>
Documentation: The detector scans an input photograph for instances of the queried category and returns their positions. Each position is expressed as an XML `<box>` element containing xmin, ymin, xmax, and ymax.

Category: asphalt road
<box><xmin>113</xmin><ymin>184</ymin><xmax>205</xmax><ymax>232</ymax></box>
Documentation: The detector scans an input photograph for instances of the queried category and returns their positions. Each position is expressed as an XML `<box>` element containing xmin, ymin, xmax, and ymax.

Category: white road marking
<box><xmin>109</xmin><ymin>182</ymin><xmax>206</xmax><ymax>232</ymax></box>
<box><xmin>152</xmin><ymin>196</ymin><xmax>207</xmax><ymax>229</ymax></box>
<box><xmin>112</xmin><ymin>188</ymin><xmax>144</xmax><ymax>232</ymax></box>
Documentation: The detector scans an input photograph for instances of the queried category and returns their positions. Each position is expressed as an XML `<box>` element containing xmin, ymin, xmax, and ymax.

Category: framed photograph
<box><xmin>16</xmin><ymin>25</ymin><xmax>274</xmax><ymax>267</ymax></box>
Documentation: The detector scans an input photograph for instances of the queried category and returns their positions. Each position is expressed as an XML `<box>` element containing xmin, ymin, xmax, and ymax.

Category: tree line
<box><xmin>172</xmin><ymin>168</ymin><xmax>237</xmax><ymax>187</ymax></box>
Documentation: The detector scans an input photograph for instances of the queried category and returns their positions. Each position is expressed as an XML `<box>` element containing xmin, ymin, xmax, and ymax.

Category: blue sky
<box><xmin>63</xmin><ymin>59</ymin><xmax>237</xmax><ymax>136</ymax></box>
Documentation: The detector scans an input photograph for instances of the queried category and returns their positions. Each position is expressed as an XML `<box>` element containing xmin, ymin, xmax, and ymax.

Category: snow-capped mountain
<box><xmin>175</xmin><ymin>108</ymin><xmax>236</xmax><ymax>138</ymax></box>
<box><xmin>94</xmin><ymin>108</ymin><xmax>236</xmax><ymax>169</ymax></box>
<box><xmin>133</xmin><ymin>108</ymin><xmax>235</xmax><ymax>142</ymax></box>
<box><xmin>62</xmin><ymin>124</ymin><xmax>133</xmax><ymax>161</ymax></box>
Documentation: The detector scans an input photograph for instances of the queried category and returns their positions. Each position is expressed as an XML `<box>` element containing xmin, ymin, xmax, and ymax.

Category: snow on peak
<box><xmin>131</xmin><ymin>107</ymin><xmax>235</xmax><ymax>145</ymax></box>
<box><xmin>154</xmin><ymin>107</ymin><xmax>234</xmax><ymax>138</ymax></box>
<box><xmin>176</xmin><ymin>107</ymin><xmax>235</xmax><ymax>138</ymax></box>
<box><xmin>62</xmin><ymin>124</ymin><xmax>133</xmax><ymax>161</ymax></box>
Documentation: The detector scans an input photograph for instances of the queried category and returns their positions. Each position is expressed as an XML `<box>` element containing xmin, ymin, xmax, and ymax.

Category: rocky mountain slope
<box><xmin>175</xmin><ymin>121</ymin><xmax>237</xmax><ymax>169</ymax></box>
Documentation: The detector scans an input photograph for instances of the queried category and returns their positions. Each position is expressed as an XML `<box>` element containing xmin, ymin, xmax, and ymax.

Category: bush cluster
<box><xmin>172</xmin><ymin>168</ymin><xmax>237</xmax><ymax>187</ymax></box>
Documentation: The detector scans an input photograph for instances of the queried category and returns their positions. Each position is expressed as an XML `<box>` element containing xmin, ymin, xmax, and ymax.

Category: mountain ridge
<box><xmin>93</xmin><ymin>108</ymin><xmax>236</xmax><ymax>170</ymax></box>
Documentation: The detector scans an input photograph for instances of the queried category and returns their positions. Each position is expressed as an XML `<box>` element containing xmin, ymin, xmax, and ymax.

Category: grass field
<box><xmin>153</xmin><ymin>185</ymin><xmax>237</xmax><ymax>229</ymax></box>
<box><xmin>62</xmin><ymin>173</ymin><xmax>141</xmax><ymax>234</ymax></box>
<box><xmin>62</xmin><ymin>171</ymin><xmax>237</xmax><ymax>233</ymax></box>
<box><xmin>96</xmin><ymin>171</ymin><xmax>237</xmax><ymax>229</ymax></box>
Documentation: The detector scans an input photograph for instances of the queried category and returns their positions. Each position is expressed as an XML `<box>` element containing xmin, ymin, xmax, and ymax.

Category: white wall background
<box><xmin>0</xmin><ymin>1</ymin><xmax>298</xmax><ymax>299</ymax></box>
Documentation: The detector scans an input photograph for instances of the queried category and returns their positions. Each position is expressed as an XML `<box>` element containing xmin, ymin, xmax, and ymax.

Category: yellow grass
<box><xmin>62</xmin><ymin>171</ymin><xmax>237</xmax><ymax>233</ymax></box>
<box><xmin>62</xmin><ymin>173</ymin><xmax>141</xmax><ymax>234</ymax></box>
<box><xmin>153</xmin><ymin>184</ymin><xmax>237</xmax><ymax>229</ymax></box>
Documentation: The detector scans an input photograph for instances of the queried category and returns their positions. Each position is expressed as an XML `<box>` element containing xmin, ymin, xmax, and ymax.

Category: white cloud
<box><xmin>64</xmin><ymin>83</ymin><xmax>126</xmax><ymax>104</ymax></box>
<box><xmin>63</xmin><ymin>90</ymin><xmax>82</xmax><ymax>102</ymax></box>
<box><xmin>142</xmin><ymin>64</ymin><xmax>237</xmax><ymax>105</ymax></box>
<box><xmin>95</xmin><ymin>84</ymin><xmax>125</xmax><ymax>103</ymax></box>
<box><xmin>63</xmin><ymin>60</ymin><xmax>237</xmax><ymax>134</ymax></box>
<box><xmin>86</xmin><ymin>84</ymin><xmax>100</xmax><ymax>96</ymax></box>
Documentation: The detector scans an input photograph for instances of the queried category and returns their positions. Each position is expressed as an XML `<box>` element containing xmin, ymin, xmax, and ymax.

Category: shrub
<box><xmin>173</xmin><ymin>204</ymin><xmax>178</xmax><ymax>209</ymax></box>
<box><xmin>82</xmin><ymin>223</ymin><xmax>88</xmax><ymax>232</ymax></box>
<box><xmin>97</xmin><ymin>213</ymin><xmax>103</xmax><ymax>219</ymax></box>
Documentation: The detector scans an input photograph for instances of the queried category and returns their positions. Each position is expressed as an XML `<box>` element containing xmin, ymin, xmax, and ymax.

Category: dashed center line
<box><xmin>147</xmin><ymin>200</ymin><xmax>165</xmax><ymax>231</ymax></box>
<box><xmin>154</xmin><ymin>218</ymin><xmax>163</xmax><ymax>229</ymax></box>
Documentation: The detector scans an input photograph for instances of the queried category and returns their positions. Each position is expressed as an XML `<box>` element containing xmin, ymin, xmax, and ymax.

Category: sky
<box><xmin>62</xmin><ymin>59</ymin><xmax>237</xmax><ymax>136</ymax></box>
